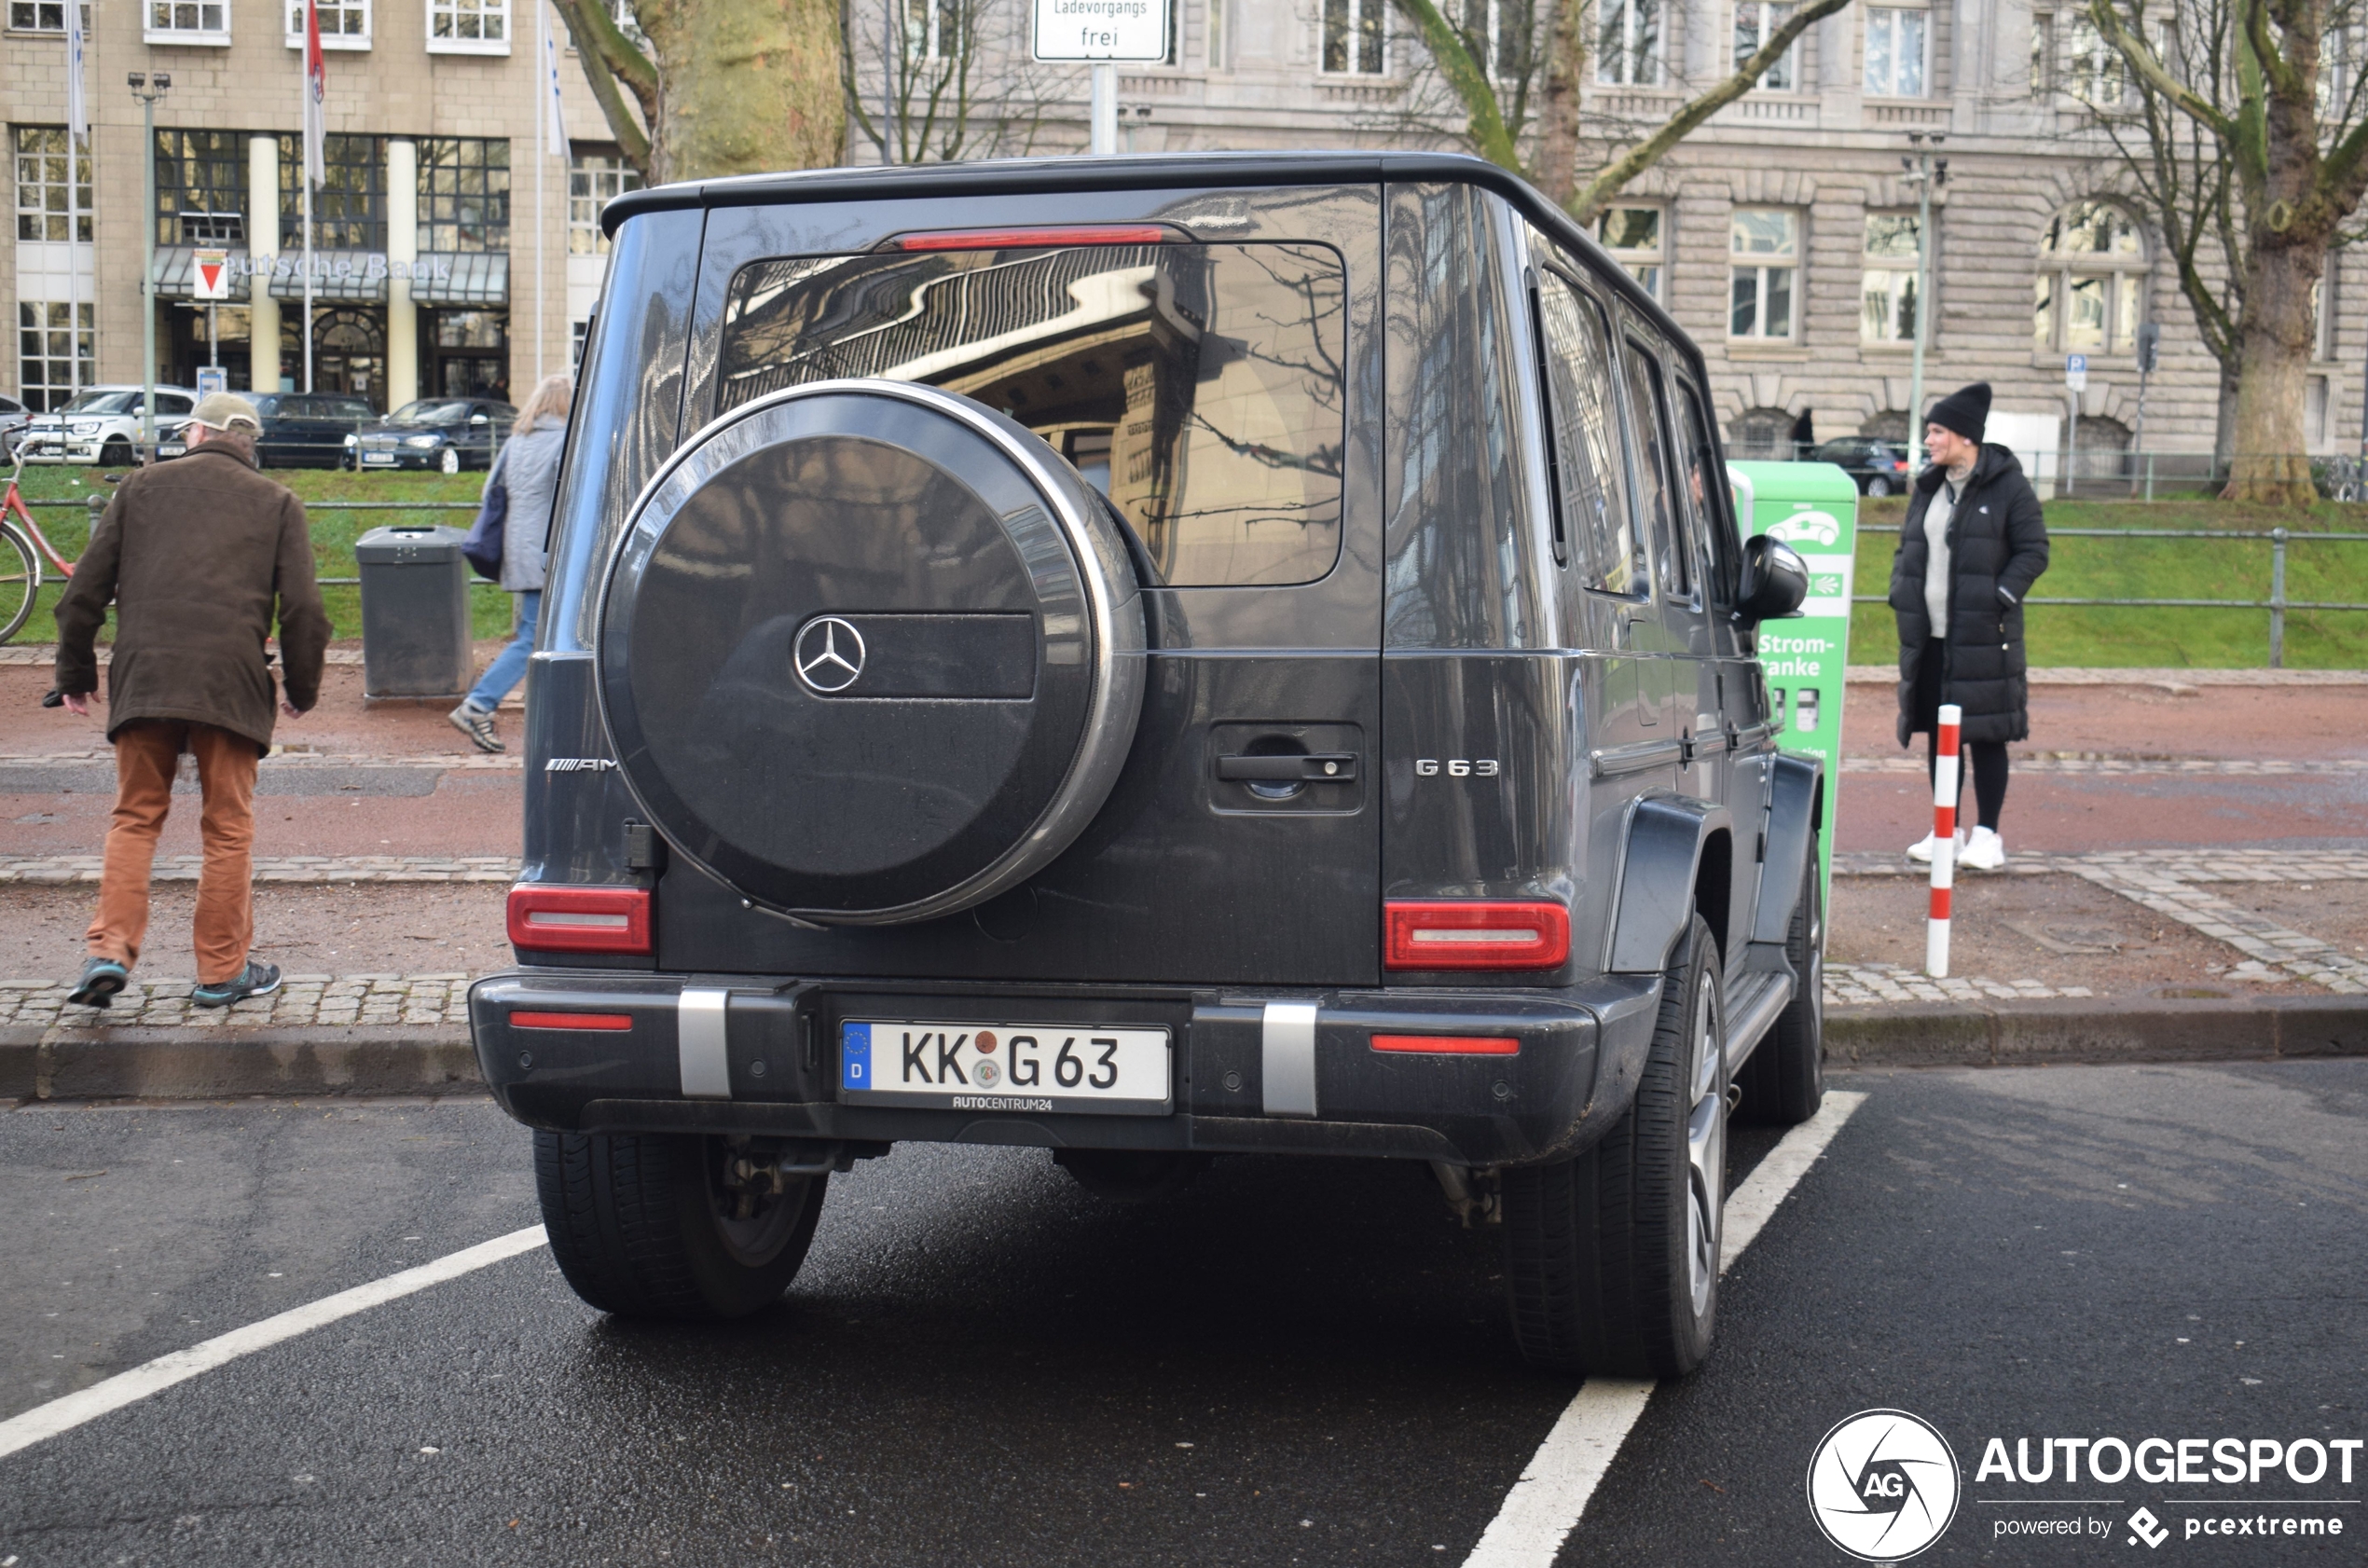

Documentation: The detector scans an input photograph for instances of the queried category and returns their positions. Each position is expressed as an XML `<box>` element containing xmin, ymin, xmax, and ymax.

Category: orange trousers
<box><xmin>86</xmin><ymin>721</ymin><xmax>260</xmax><ymax>984</ymax></box>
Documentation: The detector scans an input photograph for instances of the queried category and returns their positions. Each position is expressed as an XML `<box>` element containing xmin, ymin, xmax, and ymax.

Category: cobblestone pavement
<box><xmin>0</xmin><ymin>853</ymin><xmax>521</xmax><ymax>884</ymax></box>
<box><xmin>1842</xmin><ymin>753</ymin><xmax>2368</xmax><ymax>776</ymax></box>
<box><xmin>0</xmin><ymin>972</ymin><xmax>473</xmax><ymax>1028</ymax></box>
<box><xmin>3</xmin><ymin>748</ymin><xmax>521</xmax><ymax>771</ymax></box>
<box><xmin>1824</xmin><ymin>961</ymin><xmax>2095</xmax><ymax>1005</ymax></box>
<box><xmin>1838</xmin><ymin>846</ymin><xmax>2368</xmax><ymax>995</ymax></box>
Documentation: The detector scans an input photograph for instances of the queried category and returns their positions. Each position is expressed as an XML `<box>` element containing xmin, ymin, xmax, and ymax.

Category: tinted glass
<box><xmin>1534</xmin><ymin>271</ymin><xmax>1645</xmax><ymax>596</ymax></box>
<box><xmin>716</xmin><ymin>241</ymin><xmax>1348</xmax><ymax>587</ymax></box>
<box><xmin>1674</xmin><ymin>377</ymin><xmax>1738</xmax><ymax>606</ymax></box>
<box><xmin>1619</xmin><ymin>339</ymin><xmax>1688</xmax><ymax>599</ymax></box>
<box><xmin>158</xmin><ymin>394</ymin><xmax>193</xmax><ymax>415</ymax></box>
<box><xmin>391</xmin><ymin>400</ymin><xmax>474</xmax><ymax>425</ymax></box>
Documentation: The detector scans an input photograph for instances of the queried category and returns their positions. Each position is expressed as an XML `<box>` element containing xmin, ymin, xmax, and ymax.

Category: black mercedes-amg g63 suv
<box><xmin>470</xmin><ymin>152</ymin><xmax>1820</xmax><ymax>1376</ymax></box>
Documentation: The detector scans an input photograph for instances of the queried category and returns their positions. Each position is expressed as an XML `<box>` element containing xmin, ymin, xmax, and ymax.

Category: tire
<box><xmin>99</xmin><ymin>438</ymin><xmax>133</xmax><ymax>469</ymax></box>
<box><xmin>534</xmin><ymin>1130</ymin><xmax>828</xmax><ymax>1320</ymax></box>
<box><xmin>439</xmin><ymin>447</ymin><xmax>461</xmax><ymax>475</ymax></box>
<box><xmin>1865</xmin><ymin>475</ymin><xmax>1893</xmax><ymax>497</ymax></box>
<box><xmin>1502</xmin><ymin>915</ymin><xmax>1728</xmax><ymax>1376</ymax></box>
<box><xmin>1739</xmin><ymin>831</ymin><xmax>1826</xmax><ymax>1126</ymax></box>
<box><xmin>0</xmin><ymin>523</ymin><xmax>41</xmax><ymax>645</ymax></box>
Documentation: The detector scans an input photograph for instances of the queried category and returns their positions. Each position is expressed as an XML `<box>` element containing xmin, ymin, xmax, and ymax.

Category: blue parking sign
<box><xmin>840</xmin><ymin>1022</ymin><xmax>871</xmax><ymax>1090</ymax></box>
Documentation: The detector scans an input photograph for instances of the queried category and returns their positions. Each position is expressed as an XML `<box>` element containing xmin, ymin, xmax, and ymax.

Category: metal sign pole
<box><xmin>1032</xmin><ymin>0</ymin><xmax>1164</xmax><ymax>152</ymax></box>
<box><xmin>1091</xmin><ymin>62</ymin><xmax>1118</xmax><ymax>153</ymax></box>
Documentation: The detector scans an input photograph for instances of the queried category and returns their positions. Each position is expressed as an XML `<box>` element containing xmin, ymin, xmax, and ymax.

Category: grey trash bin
<box><xmin>353</xmin><ymin>524</ymin><xmax>473</xmax><ymax>701</ymax></box>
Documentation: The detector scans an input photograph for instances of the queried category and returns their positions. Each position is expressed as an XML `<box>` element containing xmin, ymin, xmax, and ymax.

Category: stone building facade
<box><xmin>4</xmin><ymin>0</ymin><xmax>631</xmax><ymax>412</ymax></box>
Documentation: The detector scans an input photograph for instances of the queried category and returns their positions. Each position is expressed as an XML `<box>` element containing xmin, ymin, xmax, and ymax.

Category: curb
<box><xmin>1826</xmin><ymin>995</ymin><xmax>2368</xmax><ymax>1068</ymax></box>
<box><xmin>0</xmin><ymin>1024</ymin><xmax>480</xmax><ymax>1101</ymax></box>
<box><xmin>8</xmin><ymin>999</ymin><xmax>2368</xmax><ymax>1102</ymax></box>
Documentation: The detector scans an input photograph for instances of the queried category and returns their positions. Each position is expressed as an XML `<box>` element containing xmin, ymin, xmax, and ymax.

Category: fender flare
<box><xmin>1750</xmin><ymin>751</ymin><xmax>1824</xmax><ymax>946</ymax></box>
<box><xmin>1606</xmin><ymin>793</ymin><xmax>1734</xmax><ymax>975</ymax></box>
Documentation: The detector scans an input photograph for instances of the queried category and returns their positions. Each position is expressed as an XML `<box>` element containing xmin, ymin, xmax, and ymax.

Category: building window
<box><xmin>15</xmin><ymin>127</ymin><xmax>92</xmax><ymax>243</ymax></box>
<box><xmin>2030</xmin><ymin>11</ymin><xmax>2052</xmax><ymax>92</ymax></box>
<box><xmin>571</xmin><ymin>318</ymin><xmax>590</xmax><ymax>367</ymax></box>
<box><xmin>1597</xmin><ymin>206</ymin><xmax>1665</xmax><ymax>300</ymax></box>
<box><xmin>1862</xmin><ymin>213</ymin><xmax>1921</xmax><ymax>344</ymax></box>
<box><xmin>146</xmin><ymin>0</ymin><xmax>229</xmax><ymax>41</ymax></box>
<box><xmin>419</xmin><ymin>138</ymin><xmax>511</xmax><ymax>252</ymax></box>
<box><xmin>428</xmin><ymin>0</ymin><xmax>508</xmax><ymax>51</ymax></box>
<box><xmin>8</xmin><ymin>2</ymin><xmax>89</xmax><ymax>32</ymax></box>
<box><xmin>278</xmin><ymin>133</ymin><xmax>386</xmax><ymax>250</ymax></box>
<box><xmin>287</xmin><ymin>0</ymin><xmax>370</xmax><ymax>47</ymax></box>
<box><xmin>1451</xmin><ymin>0</ymin><xmax>1529</xmax><ymax>80</ymax></box>
<box><xmin>1864</xmin><ymin>6</ymin><xmax>1925</xmax><ymax>96</ymax></box>
<box><xmin>2035</xmin><ymin>201</ymin><xmax>2145</xmax><ymax>354</ymax></box>
<box><xmin>2312</xmin><ymin>264</ymin><xmax>2336</xmax><ymax>361</ymax></box>
<box><xmin>568</xmin><ymin>149</ymin><xmax>641</xmax><ymax>256</ymax></box>
<box><xmin>1595</xmin><ymin>0</ymin><xmax>1662</xmax><ymax>84</ymax></box>
<box><xmin>1321</xmin><ymin>0</ymin><xmax>1385</xmax><ymax>74</ymax></box>
<box><xmin>1734</xmin><ymin>0</ymin><xmax>1798</xmax><ymax>90</ymax></box>
<box><xmin>1729</xmin><ymin>208</ymin><xmax>1799</xmax><ymax>339</ymax></box>
<box><xmin>18</xmin><ymin>301</ymin><xmax>94</xmax><ymax>412</ymax></box>
<box><xmin>2062</xmin><ymin>13</ymin><xmax>2124</xmax><ymax>103</ymax></box>
<box><xmin>154</xmin><ymin>130</ymin><xmax>247</xmax><ymax>247</ymax></box>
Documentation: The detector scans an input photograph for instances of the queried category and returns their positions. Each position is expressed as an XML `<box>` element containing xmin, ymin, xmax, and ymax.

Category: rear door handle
<box><xmin>1217</xmin><ymin>753</ymin><xmax>1358</xmax><ymax>781</ymax></box>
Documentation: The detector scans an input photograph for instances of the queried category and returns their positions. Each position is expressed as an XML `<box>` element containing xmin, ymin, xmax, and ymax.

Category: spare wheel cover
<box><xmin>597</xmin><ymin>379</ymin><xmax>1145</xmax><ymax>925</ymax></box>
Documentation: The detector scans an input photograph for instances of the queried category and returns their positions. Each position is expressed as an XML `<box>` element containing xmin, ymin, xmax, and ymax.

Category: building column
<box><xmin>247</xmin><ymin>135</ymin><xmax>281</xmax><ymax>393</ymax></box>
<box><xmin>386</xmin><ymin>137</ymin><xmax>419</xmax><ymax>409</ymax></box>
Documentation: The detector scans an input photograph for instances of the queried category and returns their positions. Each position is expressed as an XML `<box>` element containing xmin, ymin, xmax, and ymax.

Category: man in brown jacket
<box><xmin>52</xmin><ymin>392</ymin><xmax>332</xmax><ymax>1010</ymax></box>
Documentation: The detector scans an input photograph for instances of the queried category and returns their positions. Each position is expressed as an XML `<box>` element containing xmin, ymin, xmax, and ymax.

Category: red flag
<box><xmin>303</xmin><ymin>0</ymin><xmax>325</xmax><ymax>188</ymax></box>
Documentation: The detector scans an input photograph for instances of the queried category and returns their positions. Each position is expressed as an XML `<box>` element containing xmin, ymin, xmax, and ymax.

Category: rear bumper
<box><xmin>468</xmin><ymin>970</ymin><xmax>1664</xmax><ymax>1168</ymax></box>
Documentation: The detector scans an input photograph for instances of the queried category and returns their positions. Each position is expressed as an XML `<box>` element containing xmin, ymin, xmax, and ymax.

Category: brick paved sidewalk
<box><xmin>0</xmin><ymin>853</ymin><xmax>521</xmax><ymax>884</ymax></box>
<box><xmin>1</xmin><ymin>972</ymin><xmax>471</xmax><ymax>1030</ymax></box>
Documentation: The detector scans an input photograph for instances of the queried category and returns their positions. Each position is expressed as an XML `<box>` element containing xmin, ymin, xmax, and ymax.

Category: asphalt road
<box><xmin>1</xmin><ymin>1063</ymin><xmax>2362</xmax><ymax>1566</ymax></box>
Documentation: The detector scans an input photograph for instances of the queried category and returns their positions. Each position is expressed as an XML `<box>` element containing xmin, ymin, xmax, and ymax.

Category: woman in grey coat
<box><xmin>449</xmin><ymin>374</ymin><xmax>571</xmax><ymax>752</ymax></box>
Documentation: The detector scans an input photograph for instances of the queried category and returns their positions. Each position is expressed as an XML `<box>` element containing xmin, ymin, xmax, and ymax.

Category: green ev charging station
<box><xmin>1728</xmin><ymin>460</ymin><xmax>1859</xmax><ymax>907</ymax></box>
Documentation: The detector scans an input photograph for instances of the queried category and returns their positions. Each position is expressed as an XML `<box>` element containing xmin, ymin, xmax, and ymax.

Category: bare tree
<box><xmin>841</xmin><ymin>0</ymin><xmax>1064</xmax><ymax>163</ymax></box>
<box><xmin>2089</xmin><ymin>0</ymin><xmax>2368</xmax><ymax>502</ymax></box>
<box><xmin>1382</xmin><ymin>0</ymin><xmax>1855</xmax><ymax>223</ymax></box>
<box><xmin>551</xmin><ymin>0</ymin><xmax>846</xmax><ymax>184</ymax></box>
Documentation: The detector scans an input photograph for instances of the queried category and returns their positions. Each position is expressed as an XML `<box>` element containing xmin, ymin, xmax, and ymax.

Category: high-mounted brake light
<box><xmin>889</xmin><ymin>225</ymin><xmax>1176</xmax><ymax>252</ymax></box>
<box><xmin>506</xmin><ymin>885</ymin><xmax>654</xmax><ymax>955</ymax></box>
<box><xmin>510</xmin><ymin>1011</ymin><xmax>636</xmax><ymax>1031</ymax></box>
<box><xmin>1370</xmin><ymin>1034</ymin><xmax>1521</xmax><ymax>1055</ymax></box>
<box><xmin>1384</xmin><ymin>901</ymin><xmax>1572</xmax><ymax>971</ymax></box>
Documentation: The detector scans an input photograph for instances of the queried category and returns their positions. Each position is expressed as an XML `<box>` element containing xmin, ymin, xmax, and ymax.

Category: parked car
<box><xmin>351</xmin><ymin>396</ymin><xmax>516</xmax><ymax>473</ymax></box>
<box><xmin>156</xmin><ymin>392</ymin><xmax>379</xmax><ymax>468</ymax></box>
<box><xmin>0</xmin><ymin>393</ymin><xmax>28</xmax><ymax>458</ymax></box>
<box><xmin>1809</xmin><ymin>435</ymin><xmax>1913</xmax><ymax>496</ymax></box>
<box><xmin>469</xmin><ymin>154</ymin><xmax>1822</xmax><ymax>1376</ymax></box>
<box><xmin>17</xmin><ymin>385</ymin><xmax>199</xmax><ymax>467</ymax></box>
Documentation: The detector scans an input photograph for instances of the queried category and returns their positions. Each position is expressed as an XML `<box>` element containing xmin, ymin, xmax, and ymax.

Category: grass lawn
<box><xmin>1850</xmin><ymin>494</ymin><xmax>2368</xmax><ymax>668</ymax></box>
<box><xmin>7</xmin><ymin>464</ymin><xmax>516</xmax><ymax>642</ymax></box>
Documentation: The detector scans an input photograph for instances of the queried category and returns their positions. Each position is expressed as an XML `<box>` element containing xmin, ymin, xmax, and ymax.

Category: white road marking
<box><xmin>0</xmin><ymin>1225</ymin><xmax>547</xmax><ymax>1464</ymax></box>
<box><xmin>1460</xmin><ymin>1090</ymin><xmax>1868</xmax><ymax>1568</ymax></box>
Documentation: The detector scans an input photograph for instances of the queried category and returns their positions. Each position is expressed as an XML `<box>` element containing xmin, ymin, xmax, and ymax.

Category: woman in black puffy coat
<box><xmin>1887</xmin><ymin>382</ymin><xmax>2050</xmax><ymax>870</ymax></box>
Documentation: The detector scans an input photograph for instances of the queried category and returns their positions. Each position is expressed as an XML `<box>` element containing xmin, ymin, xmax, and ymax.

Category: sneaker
<box><xmin>67</xmin><ymin>956</ymin><xmax>130</xmax><ymax>1009</ymax></box>
<box><xmin>192</xmin><ymin>960</ymin><xmax>282</xmax><ymax>1009</ymax></box>
<box><xmin>1906</xmin><ymin>831</ymin><xmax>1963</xmax><ymax>864</ymax></box>
<box><xmin>1960</xmin><ymin>827</ymin><xmax>2007</xmax><ymax>871</ymax></box>
<box><xmin>448</xmin><ymin>700</ymin><xmax>503</xmax><ymax>753</ymax></box>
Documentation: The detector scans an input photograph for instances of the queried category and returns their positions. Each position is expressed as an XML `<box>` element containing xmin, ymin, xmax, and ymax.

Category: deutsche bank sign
<box><xmin>1033</xmin><ymin>0</ymin><xmax>1169</xmax><ymax>60</ymax></box>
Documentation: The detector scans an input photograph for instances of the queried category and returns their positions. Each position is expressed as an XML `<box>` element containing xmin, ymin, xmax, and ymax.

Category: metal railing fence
<box><xmin>1854</xmin><ymin>522</ymin><xmax>2368</xmax><ymax>667</ymax></box>
<box><xmin>21</xmin><ymin>495</ymin><xmax>489</xmax><ymax>586</ymax></box>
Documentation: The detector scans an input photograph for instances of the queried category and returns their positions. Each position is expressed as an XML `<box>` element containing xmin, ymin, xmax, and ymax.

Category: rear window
<box><xmin>715</xmin><ymin>241</ymin><xmax>1347</xmax><ymax>587</ymax></box>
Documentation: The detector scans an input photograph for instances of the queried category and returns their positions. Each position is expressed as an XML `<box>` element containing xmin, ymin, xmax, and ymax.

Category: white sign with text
<box><xmin>1033</xmin><ymin>0</ymin><xmax>1169</xmax><ymax>60</ymax></box>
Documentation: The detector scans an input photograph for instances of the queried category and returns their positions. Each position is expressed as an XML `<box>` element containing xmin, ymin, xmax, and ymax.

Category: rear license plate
<box><xmin>839</xmin><ymin>1020</ymin><xmax>1172</xmax><ymax>1115</ymax></box>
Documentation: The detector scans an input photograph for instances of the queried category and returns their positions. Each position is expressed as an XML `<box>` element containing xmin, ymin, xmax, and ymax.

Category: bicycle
<box><xmin>1</xmin><ymin>433</ymin><xmax>82</xmax><ymax>644</ymax></box>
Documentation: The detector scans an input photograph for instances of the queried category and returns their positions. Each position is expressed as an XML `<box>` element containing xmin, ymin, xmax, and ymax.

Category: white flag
<box><xmin>64</xmin><ymin>0</ymin><xmax>87</xmax><ymax>148</ymax></box>
<box><xmin>544</xmin><ymin>14</ymin><xmax>570</xmax><ymax>153</ymax></box>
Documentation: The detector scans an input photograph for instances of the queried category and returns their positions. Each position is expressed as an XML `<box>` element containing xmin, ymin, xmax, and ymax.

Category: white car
<box><xmin>17</xmin><ymin>384</ymin><xmax>199</xmax><ymax>467</ymax></box>
<box><xmin>0</xmin><ymin>392</ymin><xmax>28</xmax><ymax>457</ymax></box>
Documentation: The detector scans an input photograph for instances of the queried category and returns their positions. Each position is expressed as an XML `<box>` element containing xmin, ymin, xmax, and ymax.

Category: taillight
<box><xmin>1384</xmin><ymin>901</ymin><xmax>1571</xmax><ymax>970</ymax></box>
<box><xmin>509</xmin><ymin>1011</ymin><xmax>635</xmax><ymax>1030</ymax></box>
<box><xmin>889</xmin><ymin>225</ymin><xmax>1176</xmax><ymax>251</ymax></box>
<box><xmin>506</xmin><ymin>885</ymin><xmax>653</xmax><ymax>955</ymax></box>
<box><xmin>1370</xmin><ymin>1034</ymin><xmax>1520</xmax><ymax>1055</ymax></box>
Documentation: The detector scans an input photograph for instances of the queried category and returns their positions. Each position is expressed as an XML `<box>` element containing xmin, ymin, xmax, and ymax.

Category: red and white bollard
<box><xmin>1926</xmin><ymin>703</ymin><xmax>1962</xmax><ymax>977</ymax></box>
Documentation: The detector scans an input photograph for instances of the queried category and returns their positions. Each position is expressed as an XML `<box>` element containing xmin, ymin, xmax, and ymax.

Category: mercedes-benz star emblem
<box><xmin>794</xmin><ymin>616</ymin><xmax>866</xmax><ymax>694</ymax></box>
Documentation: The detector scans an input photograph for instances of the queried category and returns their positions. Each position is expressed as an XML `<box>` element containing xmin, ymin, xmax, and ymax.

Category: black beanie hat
<box><xmin>1926</xmin><ymin>381</ymin><xmax>1991</xmax><ymax>444</ymax></box>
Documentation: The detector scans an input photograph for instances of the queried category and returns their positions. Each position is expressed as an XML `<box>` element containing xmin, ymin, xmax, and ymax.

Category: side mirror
<box><xmin>1735</xmin><ymin>535</ymin><xmax>1809</xmax><ymax>625</ymax></box>
<box><xmin>470</xmin><ymin>413</ymin><xmax>490</xmax><ymax>425</ymax></box>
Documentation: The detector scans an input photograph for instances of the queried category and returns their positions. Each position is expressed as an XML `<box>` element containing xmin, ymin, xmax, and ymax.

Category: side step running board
<box><xmin>1723</xmin><ymin>970</ymin><xmax>1795</xmax><ymax>1074</ymax></box>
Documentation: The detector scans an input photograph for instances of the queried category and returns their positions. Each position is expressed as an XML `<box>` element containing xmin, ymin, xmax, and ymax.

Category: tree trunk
<box><xmin>1532</xmin><ymin>0</ymin><xmax>1585</xmax><ymax>207</ymax></box>
<box><xmin>2223</xmin><ymin>235</ymin><xmax>2322</xmax><ymax>503</ymax></box>
<box><xmin>633</xmin><ymin>0</ymin><xmax>847</xmax><ymax>184</ymax></box>
<box><xmin>2212</xmin><ymin>360</ymin><xmax>2239</xmax><ymax>474</ymax></box>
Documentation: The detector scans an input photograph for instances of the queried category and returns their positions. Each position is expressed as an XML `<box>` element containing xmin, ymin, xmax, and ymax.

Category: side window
<box><xmin>1674</xmin><ymin>378</ymin><xmax>1740</xmax><ymax>606</ymax></box>
<box><xmin>1535</xmin><ymin>270</ymin><xmax>1646</xmax><ymax>596</ymax></box>
<box><xmin>158</xmin><ymin>394</ymin><xmax>194</xmax><ymax>416</ymax></box>
<box><xmin>1618</xmin><ymin>338</ymin><xmax>1690</xmax><ymax>601</ymax></box>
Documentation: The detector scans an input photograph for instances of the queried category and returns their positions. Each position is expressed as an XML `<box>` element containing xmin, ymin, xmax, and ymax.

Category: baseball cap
<box><xmin>188</xmin><ymin>392</ymin><xmax>263</xmax><ymax>433</ymax></box>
